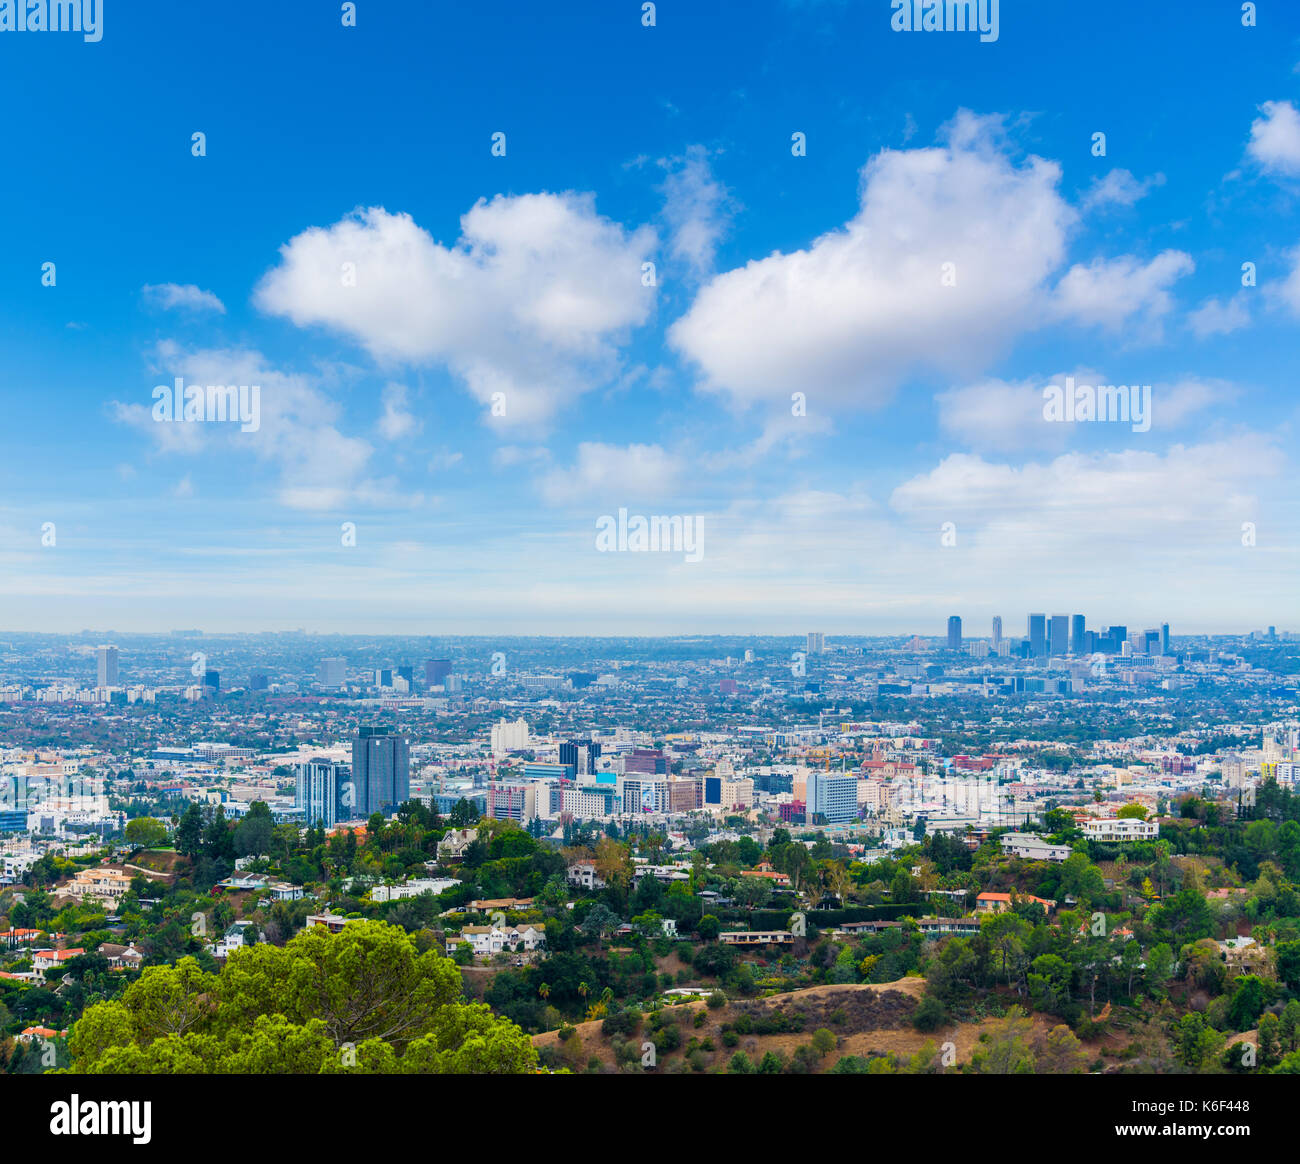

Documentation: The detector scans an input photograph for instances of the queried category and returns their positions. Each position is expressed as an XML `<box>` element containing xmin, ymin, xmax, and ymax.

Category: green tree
<box><xmin>66</xmin><ymin>921</ymin><xmax>537</xmax><ymax>1074</ymax></box>
<box><xmin>124</xmin><ymin>817</ymin><xmax>169</xmax><ymax>850</ymax></box>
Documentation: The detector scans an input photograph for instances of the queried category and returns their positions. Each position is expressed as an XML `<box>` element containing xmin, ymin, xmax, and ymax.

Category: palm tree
<box><xmin>538</xmin><ymin>982</ymin><xmax>550</xmax><ymax>1001</ymax></box>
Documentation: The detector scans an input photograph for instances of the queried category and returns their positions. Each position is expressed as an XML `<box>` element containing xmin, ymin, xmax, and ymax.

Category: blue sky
<box><xmin>1</xmin><ymin>0</ymin><xmax>1298</xmax><ymax>635</ymax></box>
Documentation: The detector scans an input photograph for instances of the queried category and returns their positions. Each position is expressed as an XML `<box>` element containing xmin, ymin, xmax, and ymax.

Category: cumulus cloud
<box><xmin>1051</xmin><ymin>250</ymin><xmax>1194</xmax><ymax>338</ymax></box>
<box><xmin>538</xmin><ymin>442</ymin><xmax>682</xmax><ymax>505</ymax></box>
<box><xmin>377</xmin><ymin>382</ymin><xmax>421</xmax><ymax>440</ymax></box>
<box><xmin>658</xmin><ymin>145</ymin><xmax>736</xmax><ymax>279</ymax></box>
<box><xmin>1080</xmin><ymin>168</ymin><xmax>1165</xmax><ymax>212</ymax></box>
<box><xmin>889</xmin><ymin>436</ymin><xmax>1281</xmax><ymax>544</ymax></box>
<box><xmin>142</xmin><ymin>283</ymin><xmax>226</xmax><ymax>314</ymax></box>
<box><xmin>1188</xmin><ymin>294</ymin><xmax>1251</xmax><ymax>338</ymax></box>
<box><xmin>111</xmin><ymin>343</ymin><xmax>383</xmax><ymax>511</ymax></box>
<box><xmin>254</xmin><ymin>197</ymin><xmax>656</xmax><ymax>424</ymax></box>
<box><xmin>1247</xmin><ymin>100</ymin><xmax>1300</xmax><ymax>176</ymax></box>
<box><xmin>670</xmin><ymin>111</ymin><xmax>1078</xmax><ymax>411</ymax></box>
<box><xmin>937</xmin><ymin>372</ymin><xmax>1233</xmax><ymax>452</ymax></box>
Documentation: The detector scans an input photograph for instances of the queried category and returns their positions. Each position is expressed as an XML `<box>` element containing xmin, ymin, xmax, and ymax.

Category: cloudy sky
<box><xmin>1</xmin><ymin>1</ymin><xmax>1297</xmax><ymax>635</ymax></box>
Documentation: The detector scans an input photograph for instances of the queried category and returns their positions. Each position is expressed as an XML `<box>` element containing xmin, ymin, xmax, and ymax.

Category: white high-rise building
<box><xmin>96</xmin><ymin>645</ymin><xmax>119</xmax><ymax>688</ymax></box>
<box><xmin>490</xmin><ymin>717</ymin><xmax>531</xmax><ymax>756</ymax></box>
<box><xmin>807</xmin><ymin>632</ymin><xmax>824</xmax><ymax>655</ymax></box>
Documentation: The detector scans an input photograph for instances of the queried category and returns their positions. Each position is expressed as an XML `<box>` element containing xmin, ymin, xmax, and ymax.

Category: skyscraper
<box><xmin>992</xmin><ymin>616</ymin><xmax>1003</xmax><ymax>647</ymax></box>
<box><xmin>296</xmin><ymin>759</ymin><xmax>353</xmax><ymax>829</ymax></box>
<box><xmin>318</xmin><ymin>657</ymin><xmax>347</xmax><ymax>688</ymax></box>
<box><xmin>1049</xmin><ymin>614</ymin><xmax>1069</xmax><ymax>657</ymax></box>
<box><xmin>1028</xmin><ymin>614</ymin><xmax>1047</xmax><ymax>658</ymax></box>
<box><xmin>203</xmin><ymin>669</ymin><xmax>220</xmax><ymax>693</ymax></box>
<box><xmin>1070</xmin><ymin>614</ymin><xmax>1085</xmax><ymax>655</ymax></box>
<box><xmin>1161</xmin><ymin>623</ymin><xmax>1171</xmax><ymax>654</ymax></box>
<box><xmin>946</xmin><ymin>616</ymin><xmax>962</xmax><ymax>650</ymax></box>
<box><xmin>96</xmin><ymin>645</ymin><xmax>119</xmax><ymax>687</ymax></box>
<box><xmin>560</xmin><ymin>738</ymin><xmax>601</xmax><ymax>777</ymax></box>
<box><xmin>425</xmin><ymin>659</ymin><xmax>452</xmax><ymax>687</ymax></box>
<box><xmin>352</xmin><ymin>728</ymin><xmax>410</xmax><ymax>817</ymax></box>
<box><xmin>806</xmin><ymin>632</ymin><xmax>824</xmax><ymax>655</ymax></box>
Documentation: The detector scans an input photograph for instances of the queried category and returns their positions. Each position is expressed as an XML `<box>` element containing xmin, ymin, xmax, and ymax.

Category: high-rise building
<box><xmin>560</xmin><ymin>738</ymin><xmax>601</xmax><ymax>777</ymax></box>
<box><xmin>204</xmin><ymin>669</ymin><xmax>220</xmax><ymax>693</ymax></box>
<box><xmin>625</xmin><ymin>748</ymin><xmax>667</xmax><ymax>775</ymax></box>
<box><xmin>806</xmin><ymin>770</ymin><xmax>858</xmax><ymax>825</ymax></box>
<box><xmin>296</xmin><ymin>759</ymin><xmax>353</xmax><ymax>829</ymax></box>
<box><xmin>1049</xmin><ymin>615</ymin><xmax>1069</xmax><ymax>656</ymax></box>
<box><xmin>425</xmin><ymin>659</ymin><xmax>452</xmax><ymax>687</ymax></box>
<box><xmin>96</xmin><ymin>645</ymin><xmax>119</xmax><ymax>687</ymax></box>
<box><xmin>375</xmin><ymin>668</ymin><xmax>393</xmax><ymax>688</ymax></box>
<box><xmin>992</xmin><ymin>616</ymin><xmax>1003</xmax><ymax>646</ymax></box>
<box><xmin>250</xmin><ymin>672</ymin><xmax>269</xmax><ymax>691</ymax></box>
<box><xmin>397</xmin><ymin>664</ymin><xmax>414</xmax><ymax>685</ymax></box>
<box><xmin>352</xmin><ymin>728</ymin><xmax>410</xmax><ymax>817</ymax></box>
<box><xmin>1161</xmin><ymin>623</ymin><xmax>1171</xmax><ymax>654</ymax></box>
<box><xmin>947</xmin><ymin>616</ymin><xmax>962</xmax><ymax>650</ymax></box>
<box><xmin>1070</xmin><ymin>615</ymin><xmax>1085</xmax><ymax>655</ymax></box>
<box><xmin>1028</xmin><ymin>614</ymin><xmax>1047</xmax><ymax>658</ymax></box>
<box><xmin>806</xmin><ymin>632</ymin><xmax>824</xmax><ymax>655</ymax></box>
<box><xmin>491</xmin><ymin>717</ymin><xmax>530</xmax><ymax>755</ymax></box>
<box><xmin>318</xmin><ymin>657</ymin><xmax>347</xmax><ymax>688</ymax></box>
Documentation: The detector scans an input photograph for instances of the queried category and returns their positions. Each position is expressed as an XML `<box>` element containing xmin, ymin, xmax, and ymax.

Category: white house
<box><xmin>449</xmin><ymin>923</ymin><xmax>547</xmax><ymax>957</ymax></box>
<box><xmin>1081</xmin><ymin>817</ymin><xmax>1158</xmax><ymax>842</ymax></box>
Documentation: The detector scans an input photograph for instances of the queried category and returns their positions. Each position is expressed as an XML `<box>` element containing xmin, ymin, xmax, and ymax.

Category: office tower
<box><xmin>1083</xmin><ymin>630</ymin><xmax>1097</xmax><ymax>655</ymax></box>
<box><xmin>425</xmin><ymin>659</ymin><xmax>452</xmax><ymax>687</ymax></box>
<box><xmin>992</xmin><ymin>616</ymin><xmax>1003</xmax><ymax>646</ymax></box>
<box><xmin>96</xmin><ymin>645</ymin><xmax>119</xmax><ymax>687</ymax></box>
<box><xmin>626</xmin><ymin>748</ymin><xmax>668</xmax><ymax>775</ymax></box>
<box><xmin>1142</xmin><ymin>629</ymin><xmax>1160</xmax><ymax>655</ymax></box>
<box><xmin>806</xmin><ymin>632</ymin><xmax>824</xmax><ymax>655</ymax></box>
<box><xmin>1161</xmin><ymin>623</ymin><xmax>1171</xmax><ymax>653</ymax></box>
<box><xmin>1105</xmin><ymin>625</ymin><xmax>1128</xmax><ymax>655</ymax></box>
<box><xmin>1070</xmin><ymin>614</ymin><xmax>1085</xmax><ymax>655</ymax></box>
<box><xmin>375</xmin><ymin>668</ymin><xmax>393</xmax><ymax>687</ymax></box>
<box><xmin>397</xmin><ymin>664</ymin><xmax>414</xmax><ymax>684</ymax></box>
<box><xmin>250</xmin><ymin>672</ymin><xmax>269</xmax><ymax>691</ymax></box>
<box><xmin>352</xmin><ymin>728</ymin><xmax>410</xmax><ymax>816</ymax></box>
<box><xmin>1028</xmin><ymin>614</ymin><xmax>1047</xmax><ymax>658</ymax></box>
<box><xmin>806</xmin><ymin>770</ymin><xmax>858</xmax><ymax>825</ymax></box>
<box><xmin>947</xmin><ymin>616</ymin><xmax>962</xmax><ymax>650</ymax></box>
<box><xmin>1049</xmin><ymin>614</ymin><xmax>1069</xmax><ymax>656</ymax></box>
<box><xmin>560</xmin><ymin>738</ymin><xmax>601</xmax><ymax>777</ymax></box>
<box><xmin>318</xmin><ymin>657</ymin><xmax>347</xmax><ymax>687</ymax></box>
<box><xmin>204</xmin><ymin>669</ymin><xmax>220</xmax><ymax>693</ymax></box>
<box><xmin>296</xmin><ymin>759</ymin><xmax>352</xmax><ymax>829</ymax></box>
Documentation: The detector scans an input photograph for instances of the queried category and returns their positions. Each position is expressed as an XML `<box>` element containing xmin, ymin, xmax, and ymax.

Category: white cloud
<box><xmin>671</xmin><ymin>112</ymin><xmax>1078</xmax><ymax>411</ymax></box>
<box><xmin>936</xmin><ymin>374</ymin><xmax>1084</xmax><ymax>453</ymax></box>
<box><xmin>1080</xmin><ymin>168</ymin><xmax>1164</xmax><ymax>212</ymax></box>
<box><xmin>1188</xmin><ymin>294</ymin><xmax>1251</xmax><ymax>338</ymax></box>
<box><xmin>538</xmin><ymin>442</ymin><xmax>682</xmax><ymax>505</ymax></box>
<box><xmin>113</xmin><ymin>343</ymin><xmax>381</xmax><ymax>511</ymax></box>
<box><xmin>377</xmin><ymin>382</ymin><xmax>421</xmax><ymax>440</ymax></box>
<box><xmin>142</xmin><ymin>283</ymin><xmax>226</xmax><ymax>314</ymax></box>
<box><xmin>1051</xmin><ymin>250</ymin><xmax>1194</xmax><ymax>337</ymax></box>
<box><xmin>890</xmin><ymin>436</ymin><xmax>1282</xmax><ymax>543</ymax></box>
<box><xmin>1247</xmin><ymin>101</ymin><xmax>1300</xmax><ymax>176</ymax></box>
<box><xmin>1276</xmin><ymin>245</ymin><xmax>1300</xmax><ymax>317</ymax></box>
<box><xmin>255</xmin><ymin>198</ymin><xmax>656</xmax><ymax>424</ymax></box>
<box><xmin>659</xmin><ymin>145</ymin><xmax>735</xmax><ymax>279</ymax></box>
